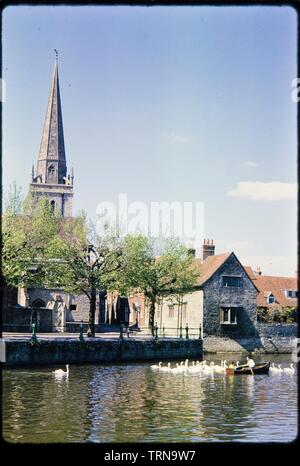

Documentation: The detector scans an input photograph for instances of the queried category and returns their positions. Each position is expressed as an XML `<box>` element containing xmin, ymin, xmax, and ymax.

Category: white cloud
<box><xmin>241</xmin><ymin>161</ymin><xmax>259</xmax><ymax>167</ymax></box>
<box><xmin>164</xmin><ymin>132</ymin><xmax>191</xmax><ymax>144</ymax></box>
<box><xmin>227</xmin><ymin>181</ymin><xmax>297</xmax><ymax>201</ymax></box>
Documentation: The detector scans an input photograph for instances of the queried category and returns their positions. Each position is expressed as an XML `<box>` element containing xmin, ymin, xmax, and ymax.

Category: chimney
<box><xmin>201</xmin><ymin>239</ymin><xmax>215</xmax><ymax>262</ymax></box>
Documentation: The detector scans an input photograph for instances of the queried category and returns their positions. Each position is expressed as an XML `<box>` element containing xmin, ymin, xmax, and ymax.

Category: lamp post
<box><xmin>79</xmin><ymin>320</ymin><xmax>84</xmax><ymax>342</ymax></box>
<box><xmin>30</xmin><ymin>323</ymin><xmax>37</xmax><ymax>344</ymax></box>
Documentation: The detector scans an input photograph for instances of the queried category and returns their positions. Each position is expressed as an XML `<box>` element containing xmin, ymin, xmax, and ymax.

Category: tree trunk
<box><xmin>87</xmin><ymin>288</ymin><xmax>96</xmax><ymax>337</ymax></box>
<box><xmin>148</xmin><ymin>298</ymin><xmax>156</xmax><ymax>336</ymax></box>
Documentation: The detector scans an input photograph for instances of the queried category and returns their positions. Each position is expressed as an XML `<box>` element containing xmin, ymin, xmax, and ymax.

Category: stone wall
<box><xmin>203</xmin><ymin>323</ymin><xmax>298</xmax><ymax>354</ymax></box>
<box><xmin>257</xmin><ymin>323</ymin><xmax>298</xmax><ymax>338</ymax></box>
<box><xmin>202</xmin><ymin>253</ymin><xmax>258</xmax><ymax>338</ymax></box>
<box><xmin>2</xmin><ymin>306</ymin><xmax>53</xmax><ymax>332</ymax></box>
<box><xmin>3</xmin><ymin>337</ymin><xmax>203</xmax><ymax>366</ymax></box>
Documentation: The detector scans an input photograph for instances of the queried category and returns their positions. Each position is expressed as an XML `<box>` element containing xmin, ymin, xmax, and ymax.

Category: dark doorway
<box><xmin>116</xmin><ymin>297</ymin><xmax>130</xmax><ymax>325</ymax></box>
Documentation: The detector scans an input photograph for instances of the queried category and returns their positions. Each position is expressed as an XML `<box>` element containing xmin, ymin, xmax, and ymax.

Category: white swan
<box><xmin>188</xmin><ymin>361</ymin><xmax>201</xmax><ymax>373</ymax></box>
<box><xmin>269</xmin><ymin>363</ymin><xmax>279</xmax><ymax>374</ymax></box>
<box><xmin>151</xmin><ymin>361</ymin><xmax>162</xmax><ymax>370</ymax></box>
<box><xmin>201</xmin><ymin>361</ymin><xmax>212</xmax><ymax>374</ymax></box>
<box><xmin>222</xmin><ymin>360</ymin><xmax>228</xmax><ymax>372</ymax></box>
<box><xmin>213</xmin><ymin>360</ymin><xmax>223</xmax><ymax>371</ymax></box>
<box><xmin>277</xmin><ymin>364</ymin><xmax>283</xmax><ymax>373</ymax></box>
<box><xmin>171</xmin><ymin>363</ymin><xmax>182</xmax><ymax>374</ymax></box>
<box><xmin>213</xmin><ymin>361</ymin><xmax>225</xmax><ymax>373</ymax></box>
<box><xmin>283</xmin><ymin>364</ymin><xmax>295</xmax><ymax>375</ymax></box>
<box><xmin>53</xmin><ymin>364</ymin><xmax>69</xmax><ymax>376</ymax></box>
<box><xmin>161</xmin><ymin>362</ymin><xmax>172</xmax><ymax>372</ymax></box>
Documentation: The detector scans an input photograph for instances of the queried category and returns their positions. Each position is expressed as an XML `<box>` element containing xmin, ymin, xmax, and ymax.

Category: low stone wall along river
<box><xmin>2</xmin><ymin>337</ymin><xmax>203</xmax><ymax>366</ymax></box>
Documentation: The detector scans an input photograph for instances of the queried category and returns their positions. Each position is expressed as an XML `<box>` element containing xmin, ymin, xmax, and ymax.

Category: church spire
<box><xmin>30</xmin><ymin>54</ymin><xmax>73</xmax><ymax>218</ymax></box>
<box><xmin>35</xmin><ymin>55</ymin><xmax>67</xmax><ymax>185</ymax></box>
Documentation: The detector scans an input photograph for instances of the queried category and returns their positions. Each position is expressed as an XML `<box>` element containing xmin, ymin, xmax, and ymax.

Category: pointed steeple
<box><xmin>30</xmin><ymin>55</ymin><xmax>73</xmax><ymax>218</ymax></box>
<box><xmin>35</xmin><ymin>59</ymin><xmax>67</xmax><ymax>184</ymax></box>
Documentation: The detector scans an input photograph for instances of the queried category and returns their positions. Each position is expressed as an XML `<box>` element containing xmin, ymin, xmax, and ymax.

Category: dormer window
<box><xmin>284</xmin><ymin>290</ymin><xmax>298</xmax><ymax>298</ymax></box>
<box><xmin>267</xmin><ymin>293</ymin><xmax>276</xmax><ymax>304</ymax></box>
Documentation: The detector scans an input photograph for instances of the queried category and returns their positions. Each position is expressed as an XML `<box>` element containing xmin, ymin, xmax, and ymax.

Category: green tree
<box><xmin>2</xmin><ymin>189</ymin><xmax>61</xmax><ymax>288</ymax></box>
<box><xmin>121</xmin><ymin>235</ymin><xmax>200</xmax><ymax>332</ymax></box>
<box><xmin>45</xmin><ymin>222</ymin><xmax>124</xmax><ymax>337</ymax></box>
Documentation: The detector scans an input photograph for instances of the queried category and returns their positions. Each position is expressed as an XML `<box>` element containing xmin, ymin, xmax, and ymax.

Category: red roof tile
<box><xmin>245</xmin><ymin>268</ymin><xmax>298</xmax><ymax>307</ymax></box>
<box><xmin>194</xmin><ymin>252</ymin><xmax>232</xmax><ymax>286</ymax></box>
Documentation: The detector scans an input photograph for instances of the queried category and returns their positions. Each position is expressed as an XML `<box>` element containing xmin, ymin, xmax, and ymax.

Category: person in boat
<box><xmin>229</xmin><ymin>361</ymin><xmax>235</xmax><ymax>369</ymax></box>
<box><xmin>247</xmin><ymin>356</ymin><xmax>255</xmax><ymax>368</ymax></box>
<box><xmin>239</xmin><ymin>355</ymin><xmax>255</xmax><ymax>369</ymax></box>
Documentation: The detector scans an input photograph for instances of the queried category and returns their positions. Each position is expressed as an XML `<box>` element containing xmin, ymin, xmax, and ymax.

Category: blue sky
<box><xmin>2</xmin><ymin>5</ymin><xmax>297</xmax><ymax>276</ymax></box>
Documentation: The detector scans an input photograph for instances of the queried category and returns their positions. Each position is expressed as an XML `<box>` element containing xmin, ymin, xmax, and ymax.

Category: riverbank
<box><xmin>203</xmin><ymin>335</ymin><xmax>297</xmax><ymax>354</ymax></box>
<box><xmin>203</xmin><ymin>323</ymin><xmax>298</xmax><ymax>354</ymax></box>
<box><xmin>1</xmin><ymin>336</ymin><xmax>203</xmax><ymax>366</ymax></box>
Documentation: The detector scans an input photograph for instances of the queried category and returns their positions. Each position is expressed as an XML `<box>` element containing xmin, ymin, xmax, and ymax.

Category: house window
<box><xmin>168</xmin><ymin>304</ymin><xmax>174</xmax><ymax>318</ymax></box>
<box><xmin>70</xmin><ymin>304</ymin><xmax>77</xmax><ymax>311</ymax></box>
<box><xmin>267</xmin><ymin>294</ymin><xmax>276</xmax><ymax>304</ymax></box>
<box><xmin>285</xmin><ymin>290</ymin><xmax>298</xmax><ymax>299</ymax></box>
<box><xmin>222</xmin><ymin>276</ymin><xmax>242</xmax><ymax>287</ymax></box>
<box><xmin>220</xmin><ymin>307</ymin><xmax>238</xmax><ymax>324</ymax></box>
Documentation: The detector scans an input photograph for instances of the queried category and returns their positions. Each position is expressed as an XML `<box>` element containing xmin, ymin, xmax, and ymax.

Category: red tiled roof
<box><xmin>243</xmin><ymin>266</ymin><xmax>256</xmax><ymax>280</ymax></box>
<box><xmin>194</xmin><ymin>252</ymin><xmax>232</xmax><ymax>286</ymax></box>
<box><xmin>245</xmin><ymin>268</ymin><xmax>298</xmax><ymax>307</ymax></box>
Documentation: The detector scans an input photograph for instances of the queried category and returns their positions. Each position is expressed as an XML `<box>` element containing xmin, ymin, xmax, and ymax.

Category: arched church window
<box><xmin>48</xmin><ymin>164</ymin><xmax>55</xmax><ymax>174</ymax></box>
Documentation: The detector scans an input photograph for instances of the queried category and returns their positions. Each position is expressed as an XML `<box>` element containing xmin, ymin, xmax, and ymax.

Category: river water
<box><xmin>2</xmin><ymin>353</ymin><xmax>297</xmax><ymax>443</ymax></box>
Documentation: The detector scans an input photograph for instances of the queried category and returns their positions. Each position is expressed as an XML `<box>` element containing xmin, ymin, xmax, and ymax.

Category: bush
<box><xmin>257</xmin><ymin>307</ymin><xmax>297</xmax><ymax>323</ymax></box>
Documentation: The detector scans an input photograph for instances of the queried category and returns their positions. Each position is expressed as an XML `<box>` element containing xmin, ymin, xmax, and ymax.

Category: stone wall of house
<box><xmin>203</xmin><ymin>323</ymin><xmax>298</xmax><ymax>353</ymax></box>
<box><xmin>202</xmin><ymin>254</ymin><xmax>258</xmax><ymax>338</ymax></box>
<box><xmin>257</xmin><ymin>323</ymin><xmax>298</xmax><ymax>338</ymax></box>
<box><xmin>203</xmin><ymin>335</ymin><xmax>297</xmax><ymax>354</ymax></box>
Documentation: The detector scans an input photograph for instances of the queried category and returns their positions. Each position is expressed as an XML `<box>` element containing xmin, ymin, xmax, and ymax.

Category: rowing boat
<box><xmin>226</xmin><ymin>362</ymin><xmax>270</xmax><ymax>375</ymax></box>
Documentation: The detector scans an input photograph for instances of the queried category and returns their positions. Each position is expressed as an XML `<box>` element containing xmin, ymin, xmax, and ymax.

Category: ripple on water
<box><xmin>2</xmin><ymin>357</ymin><xmax>298</xmax><ymax>443</ymax></box>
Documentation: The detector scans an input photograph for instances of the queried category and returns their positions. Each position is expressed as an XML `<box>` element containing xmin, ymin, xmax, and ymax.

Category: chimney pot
<box><xmin>201</xmin><ymin>238</ymin><xmax>215</xmax><ymax>261</ymax></box>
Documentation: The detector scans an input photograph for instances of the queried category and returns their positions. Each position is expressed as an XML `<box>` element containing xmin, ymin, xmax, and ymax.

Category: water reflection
<box><xmin>2</xmin><ymin>354</ymin><xmax>297</xmax><ymax>443</ymax></box>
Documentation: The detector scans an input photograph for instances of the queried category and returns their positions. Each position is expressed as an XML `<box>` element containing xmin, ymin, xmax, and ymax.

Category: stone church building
<box><xmin>9</xmin><ymin>59</ymin><xmax>145</xmax><ymax>332</ymax></box>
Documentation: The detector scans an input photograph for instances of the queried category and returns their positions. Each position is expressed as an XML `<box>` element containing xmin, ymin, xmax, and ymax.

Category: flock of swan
<box><xmin>270</xmin><ymin>363</ymin><xmax>295</xmax><ymax>375</ymax></box>
<box><xmin>151</xmin><ymin>359</ymin><xmax>231</xmax><ymax>374</ymax></box>
<box><xmin>51</xmin><ymin>361</ymin><xmax>295</xmax><ymax>378</ymax></box>
<box><xmin>150</xmin><ymin>359</ymin><xmax>295</xmax><ymax>375</ymax></box>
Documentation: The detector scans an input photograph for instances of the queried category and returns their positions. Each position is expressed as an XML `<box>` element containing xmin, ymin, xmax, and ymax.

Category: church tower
<box><xmin>30</xmin><ymin>55</ymin><xmax>73</xmax><ymax>217</ymax></box>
